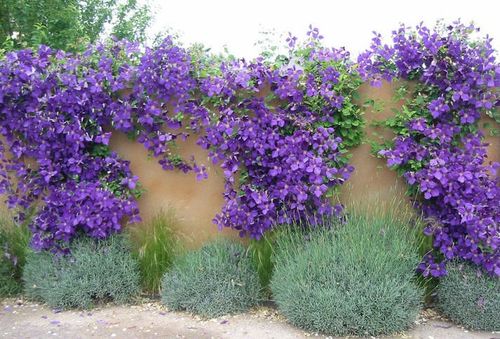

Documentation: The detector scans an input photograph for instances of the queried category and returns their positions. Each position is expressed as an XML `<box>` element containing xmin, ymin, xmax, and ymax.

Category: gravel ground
<box><xmin>0</xmin><ymin>298</ymin><xmax>498</xmax><ymax>339</ymax></box>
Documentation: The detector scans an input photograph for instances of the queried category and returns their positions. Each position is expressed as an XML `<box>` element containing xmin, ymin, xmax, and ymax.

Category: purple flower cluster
<box><xmin>32</xmin><ymin>181</ymin><xmax>139</xmax><ymax>251</ymax></box>
<box><xmin>200</xmin><ymin>103</ymin><xmax>350</xmax><ymax>238</ymax></box>
<box><xmin>126</xmin><ymin>37</ymin><xmax>209</xmax><ymax>176</ymax></box>
<box><xmin>198</xmin><ymin>29</ymin><xmax>361</xmax><ymax>238</ymax></box>
<box><xmin>359</xmin><ymin>22</ymin><xmax>500</xmax><ymax>276</ymax></box>
<box><xmin>0</xmin><ymin>42</ymin><xmax>142</xmax><ymax>250</ymax></box>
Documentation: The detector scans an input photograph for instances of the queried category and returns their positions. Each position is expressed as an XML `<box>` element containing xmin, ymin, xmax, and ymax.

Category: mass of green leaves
<box><xmin>0</xmin><ymin>0</ymin><xmax>152</xmax><ymax>52</ymax></box>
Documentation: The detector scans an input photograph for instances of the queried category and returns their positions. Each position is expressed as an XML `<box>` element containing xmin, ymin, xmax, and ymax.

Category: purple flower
<box><xmin>428</xmin><ymin>98</ymin><xmax>450</xmax><ymax>118</ymax></box>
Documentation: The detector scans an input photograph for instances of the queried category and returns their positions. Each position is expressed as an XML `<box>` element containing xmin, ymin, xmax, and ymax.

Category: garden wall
<box><xmin>108</xmin><ymin>81</ymin><xmax>500</xmax><ymax>247</ymax></box>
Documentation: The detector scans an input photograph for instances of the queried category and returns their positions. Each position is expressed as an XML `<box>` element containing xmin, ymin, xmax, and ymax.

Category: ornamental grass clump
<box><xmin>0</xmin><ymin>214</ymin><xmax>31</xmax><ymax>296</ymax></box>
<box><xmin>248</xmin><ymin>233</ymin><xmax>274</xmax><ymax>298</ymax></box>
<box><xmin>437</xmin><ymin>261</ymin><xmax>500</xmax><ymax>331</ymax></box>
<box><xmin>130</xmin><ymin>209</ymin><xmax>182</xmax><ymax>294</ymax></box>
<box><xmin>271</xmin><ymin>209</ymin><xmax>423</xmax><ymax>336</ymax></box>
<box><xmin>23</xmin><ymin>235</ymin><xmax>140</xmax><ymax>309</ymax></box>
<box><xmin>161</xmin><ymin>239</ymin><xmax>261</xmax><ymax>318</ymax></box>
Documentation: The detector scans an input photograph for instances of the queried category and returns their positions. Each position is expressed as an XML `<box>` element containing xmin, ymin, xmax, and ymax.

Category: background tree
<box><xmin>0</xmin><ymin>0</ymin><xmax>152</xmax><ymax>52</ymax></box>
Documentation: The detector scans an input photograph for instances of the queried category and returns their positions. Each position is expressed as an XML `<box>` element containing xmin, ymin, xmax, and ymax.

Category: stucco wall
<box><xmin>109</xmin><ymin>131</ymin><xmax>239</xmax><ymax>247</ymax></box>
<box><xmin>339</xmin><ymin>81</ymin><xmax>411</xmax><ymax>210</ymax></box>
<box><xmin>2</xmin><ymin>82</ymin><xmax>497</xmax><ymax>247</ymax></box>
<box><xmin>108</xmin><ymin>81</ymin><xmax>499</xmax><ymax>247</ymax></box>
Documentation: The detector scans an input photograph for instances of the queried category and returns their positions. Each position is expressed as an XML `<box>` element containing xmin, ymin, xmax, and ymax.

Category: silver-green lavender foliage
<box><xmin>23</xmin><ymin>235</ymin><xmax>140</xmax><ymax>309</ymax></box>
<box><xmin>437</xmin><ymin>261</ymin><xmax>500</xmax><ymax>331</ymax></box>
<box><xmin>271</xmin><ymin>211</ymin><xmax>423</xmax><ymax>336</ymax></box>
<box><xmin>161</xmin><ymin>240</ymin><xmax>261</xmax><ymax>318</ymax></box>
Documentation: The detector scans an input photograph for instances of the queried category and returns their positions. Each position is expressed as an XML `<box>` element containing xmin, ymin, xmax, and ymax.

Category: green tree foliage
<box><xmin>0</xmin><ymin>0</ymin><xmax>152</xmax><ymax>52</ymax></box>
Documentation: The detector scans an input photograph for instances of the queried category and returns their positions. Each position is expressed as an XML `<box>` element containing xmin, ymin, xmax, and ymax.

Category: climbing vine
<box><xmin>358</xmin><ymin>21</ymin><xmax>499</xmax><ymax>276</ymax></box>
<box><xmin>0</xmin><ymin>28</ymin><xmax>363</xmax><ymax>249</ymax></box>
<box><xmin>196</xmin><ymin>27</ymin><xmax>363</xmax><ymax>237</ymax></box>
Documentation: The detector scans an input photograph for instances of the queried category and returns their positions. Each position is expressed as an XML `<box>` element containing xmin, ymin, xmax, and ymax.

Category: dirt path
<box><xmin>0</xmin><ymin>298</ymin><xmax>497</xmax><ymax>339</ymax></box>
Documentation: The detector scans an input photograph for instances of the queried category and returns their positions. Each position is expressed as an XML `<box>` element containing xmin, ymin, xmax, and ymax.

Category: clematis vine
<box><xmin>0</xmin><ymin>29</ymin><xmax>363</xmax><ymax>249</ymax></box>
<box><xmin>359</xmin><ymin>21</ymin><xmax>500</xmax><ymax>276</ymax></box>
<box><xmin>0</xmin><ymin>38</ymin><xmax>210</xmax><ymax>250</ymax></box>
<box><xmin>197</xmin><ymin>28</ymin><xmax>363</xmax><ymax>238</ymax></box>
<box><xmin>0</xmin><ymin>42</ymin><xmax>143</xmax><ymax>250</ymax></box>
